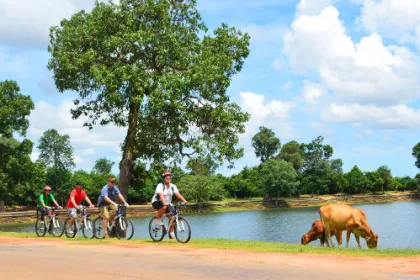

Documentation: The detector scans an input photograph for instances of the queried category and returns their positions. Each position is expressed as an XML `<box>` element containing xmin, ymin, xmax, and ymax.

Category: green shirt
<box><xmin>38</xmin><ymin>193</ymin><xmax>55</xmax><ymax>207</ymax></box>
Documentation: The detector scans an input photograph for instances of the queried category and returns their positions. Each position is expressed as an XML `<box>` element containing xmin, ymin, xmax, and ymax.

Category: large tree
<box><xmin>260</xmin><ymin>159</ymin><xmax>298</xmax><ymax>204</ymax></box>
<box><xmin>48</xmin><ymin>0</ymin><xmax>250</xmax><ymax>196</ymax></box>
<box><xmin>0</xmin><ymin>80</ymin><xmax>40</xmax><ymax>209</ymax></box>
<box><xmin>300</xmin><ymin>136</ymin><xmax>334</xmax><ymax>195</ymax></box>
<box><xmin>252</xmin><ymin>126</ymin><xmax>281</xmax><ymax>162</ymax></box>
<box><xmin>37</xmin><ymin>129</ymin><xmax>75</xmax><ymax>170</ymax></box>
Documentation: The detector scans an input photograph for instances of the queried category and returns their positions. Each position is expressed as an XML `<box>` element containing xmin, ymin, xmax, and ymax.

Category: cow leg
<box><xmin>324</xmin><ymin>224</ymin><xmax>334</xmax><ymax>248</ymax></box>
<box><xmin>354</xmin><ymin>234</ymin><xmax>361</xmax><ymax>248</ymax></box>
<box><xmin>346</xmin><ymin>230</ymin><xmax>351</xmax><ymax>248</ymax></box>
<box><xmin>335</xmin><ymin>231</ymin><xmax>343</xmax><ymax>248</ymax></box>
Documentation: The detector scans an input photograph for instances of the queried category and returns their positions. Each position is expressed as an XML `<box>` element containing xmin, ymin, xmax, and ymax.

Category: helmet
<box><xmin>44</xmin><ymin>186</ymin><xmax>52</xmax><ymax>191</ymax></box>
<box><xmin>162</xmin><ymin>170</ymin><xmax>172</xmax><ymax>178</ymax></box>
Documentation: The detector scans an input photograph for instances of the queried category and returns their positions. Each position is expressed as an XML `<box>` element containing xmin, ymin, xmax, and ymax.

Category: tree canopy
<box><xmin>48</xmin><ymin>0</ymin><xmax>251</xmax><ymax>196</ymax></box>
<box><xmin>252</xmin><ymin>126</ymin><xmax>281</xmax><ymax>162</ymax></box>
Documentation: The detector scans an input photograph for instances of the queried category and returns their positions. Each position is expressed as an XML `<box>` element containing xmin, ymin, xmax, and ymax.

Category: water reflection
<box><xmin>1</xmin><ymin>201</ymin><xmax>419</xmax><ymax>249</ymax></box>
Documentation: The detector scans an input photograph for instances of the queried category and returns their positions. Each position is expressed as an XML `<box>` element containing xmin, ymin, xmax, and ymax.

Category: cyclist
<box><xmin>66</xmin><ymin>182</ymin><xmax>95</xmax><ymax>234</ymax></box>
<box><xmin>37</xmin><ymin>186</ymin><xmax>62</xmax><ymax>222</ymax></box>
<box><xmin>97</xmin><ymin>177</ymin><xmax>129</xmax><ymax>238</ymax></box>
<box><xmin>151</xmin><ymin>170</ymin><xmax>188</xmax><ymax>239</ymax></box>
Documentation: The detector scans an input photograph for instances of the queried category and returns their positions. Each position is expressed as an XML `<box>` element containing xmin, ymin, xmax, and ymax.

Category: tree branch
<box><xmin>176</xmin><ymin>136</ymin><xmax>196</xmax><ymax>157</ymax></box>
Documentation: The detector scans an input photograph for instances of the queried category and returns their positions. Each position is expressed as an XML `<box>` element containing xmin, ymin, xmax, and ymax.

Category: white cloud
<box><xmin>240</xmin><ymin>91</ymin><xmax>294</xmax><ymax>138</ymax></box>
<box><xmin>296</xmin><ymin>0</ymin><xmax>335</xmax><ymax>16</ymax></box>
<box><xmin>74</xmin><ymin>155</ymin><xmax>85</xmax><ymax>165</ymax></box>
<box><xmin>0</xmin><ymin>0</ymin><xmax>95</xmax><ymax>49</ymax></box>
<box><xmin>28</xmin><ymin>100</ymin><xmax>127</xmax><ymax>149</ymax></box>
<box><xmin>357</xmin><ymin>0</ymin><xmax>420</xmax><ymax>44</ymax></box>
<box><xmin>284</xmin><ymin>6</ymin><xmax>420</xmax><ymax>105</ymax></box>
<box><xmin>322</xmin><ymin>103</ymin><xmax>420</xmax><ymax>129</ymax></box>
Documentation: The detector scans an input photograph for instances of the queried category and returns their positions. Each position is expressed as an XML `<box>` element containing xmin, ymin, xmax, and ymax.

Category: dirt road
<box><xmin>0</xmin><ymin>237</ymin><xmax>419</xmax><ymax>279</ymax></box>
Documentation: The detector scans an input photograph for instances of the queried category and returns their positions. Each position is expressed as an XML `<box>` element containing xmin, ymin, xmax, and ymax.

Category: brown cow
<box><xmin>319</xmin><ymin>204</ymin><xmax>378</xmax><ymax>248</ymax></box>
<box><xmin>301</xmin><ymin>219</ymin><xmax>343</xmax><ymax>246</ymax></box>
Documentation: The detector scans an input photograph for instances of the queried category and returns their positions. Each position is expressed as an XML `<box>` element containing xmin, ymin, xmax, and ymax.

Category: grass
<box><xmin>1</xmin><ymin>232</ymin><xmax>420</xmax><ymax>258</ymax></box>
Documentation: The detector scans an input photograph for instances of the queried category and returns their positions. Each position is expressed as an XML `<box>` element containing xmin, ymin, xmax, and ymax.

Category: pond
<box><xmin>1</xmin><ymin>201</ymin><xmax>420</xmax><ymax>249</ymax></box>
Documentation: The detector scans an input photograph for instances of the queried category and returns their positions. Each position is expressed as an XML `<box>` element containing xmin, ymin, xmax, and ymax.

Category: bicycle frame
<box><xmin>48</xmin><ymin>207</ymin><xmax>60</xmax><ymax>229</ymax></box>
<box><xmin>166</xmin><ymin>204</ymin><xmax>186</xmax><ymax>232</ymax></box>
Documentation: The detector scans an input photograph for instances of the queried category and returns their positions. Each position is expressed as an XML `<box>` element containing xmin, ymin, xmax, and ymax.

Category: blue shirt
<box><xmin>97</xmin><ymin>185</ymin><xmax>121</xmax><ymax>207</ymax></box>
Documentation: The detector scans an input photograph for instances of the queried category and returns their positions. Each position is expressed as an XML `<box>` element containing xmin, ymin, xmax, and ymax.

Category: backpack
<box><xmin>155</xmin><ymin>182</ymin><xmax>174</xmax><ymax>202</ymax></box>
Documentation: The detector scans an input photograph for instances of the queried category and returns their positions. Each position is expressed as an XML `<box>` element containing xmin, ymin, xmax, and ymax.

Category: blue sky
<box><xmin>1</xmin><ymin>0</ymin><xmax>419</xmax><ymax>178</ymax></box>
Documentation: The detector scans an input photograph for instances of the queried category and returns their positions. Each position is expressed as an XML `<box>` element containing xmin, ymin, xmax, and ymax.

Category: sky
<box><xmin>1</xmin><ymin>0</ymin><xmax>420</xmax><ymax>178</ymax></box>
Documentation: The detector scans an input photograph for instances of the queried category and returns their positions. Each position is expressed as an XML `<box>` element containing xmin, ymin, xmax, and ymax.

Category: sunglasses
<box><xmin>109</xmin><ymin>180</ymin><xmax>116</xmax><ymax>184</ymax></box>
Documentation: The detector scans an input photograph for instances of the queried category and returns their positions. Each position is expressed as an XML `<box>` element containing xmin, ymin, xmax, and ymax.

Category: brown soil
<box><xmin>0</xmin><ymin>236</ymin><xmax>419</xmax><ymax>277</ymax></box>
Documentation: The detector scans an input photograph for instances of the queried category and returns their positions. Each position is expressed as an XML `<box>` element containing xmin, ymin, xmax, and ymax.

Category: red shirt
<box><xmin>66</xmin><ymin>189</ymin><xmax>87</xmax><ymax>208</ymax></box>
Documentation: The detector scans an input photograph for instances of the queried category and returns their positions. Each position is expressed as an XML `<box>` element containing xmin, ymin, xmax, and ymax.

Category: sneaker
<box><xmin>155</xmin><ymin>219</ymin><xmax>164</xmax><ymax>226</ymax></box>
<box><xmin>169</xmin><ymin>232</ymin><xmax>175</xmax><ymax>239</ymax></box>
<box><xmin>67</xmin><ymin>229</ymin><xmax>74</xmax><ymax>235</ymax></box>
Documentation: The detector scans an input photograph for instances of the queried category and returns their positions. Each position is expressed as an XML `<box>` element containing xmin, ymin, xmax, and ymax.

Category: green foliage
<box><xmin>48</xmin><ymin>0</ymin><xmax>251</xmax><ymax>196</ymax></box>
<box><xmin>277</xmin><ymin>140</ymin><xmax>303</xmax><ymax>172</ymax></box>
<box><xmin>412</xmin><ymin>143</ymin><xmax>420</xmax><ymax>169</ymax></box>
<box><xmin>225</xmin><ymin>167</ymin><xmax>263</xmax><ymax>198</ymax></box>
<box><xmin>93</xmin><ymin>158</ymin><xmax>115</xmax><ymax>175</ymax></box>
<box><xmin>0</xmin><ymin>80</ymin><xmax>34</xmax><ymax>137</ymax></box>
<box><xmin>177</xmin><ymin>175</ymin><xmax>226</xmax><ymax>206</ymax></box>
<box><xmin>344</xmin><ymin>166</ymin><xmax>369</xmax><ymax>194</ymax></box>
<box><xmin>252</xmin><ymin>126</ymin><xmax>281</xmax><ymax>162</ymax></box>
<box><xmin>186</xmin><ymin>156</ymin><xmax>218</xmax><ymax>176</ymax></box>
<box><xmin>260</xmin><ymin>159</ymin><xmax>298</xmax><ymax>199</ymax></box>
<box><xmin>37</xmin><ymin>129</ymin><xmax>75</xmax><ymax>170</ymax></box>
<box><xmin>0</xmin><ymin>80</ymin><xmax>44</xmax><ymax>206</ymax></box>
<box><xmin>300</xmin><ymin>136</ymin><xmax>336</xmax><ymax>195</ymax></box>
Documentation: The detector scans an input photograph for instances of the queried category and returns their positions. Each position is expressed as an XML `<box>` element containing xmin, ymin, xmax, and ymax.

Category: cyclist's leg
<box><xmin>100</xmin><ymin>206</ymin><xmax>110</xmax><ymax>237</ymax></box>
<box><xmin>41</xmin><ymin>207</ymin><xmax>49</xmax><ymax>221</ymax></box>
<box><xmin>108</xmin><ymin>204</ymin><xmax>118</xmax><ymax>223</ymax></box>
<box><xmin>68</xmin><ymin>208</ymin><xmax>77</xmax><ymax>228</ymax></box>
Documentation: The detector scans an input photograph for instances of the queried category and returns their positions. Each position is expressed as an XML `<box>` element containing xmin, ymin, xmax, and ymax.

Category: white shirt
<box><xmin>151</xmin><ymin>183</ymin><xmax>179</xmax><ymax>204</ymax></box>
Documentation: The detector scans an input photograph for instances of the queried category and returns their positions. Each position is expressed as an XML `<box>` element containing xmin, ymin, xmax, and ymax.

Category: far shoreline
<box><xmin>1</xmin><ymin>191</ymin><xmax>419</xmax><ymax>224</ymax></box>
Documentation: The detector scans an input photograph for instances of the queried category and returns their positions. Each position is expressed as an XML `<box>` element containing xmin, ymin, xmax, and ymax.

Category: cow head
<box><xmin>366</xmin><ymin>232</ymin><xmax>378</xmax><ymax>248</ymax></box>
<box><xmin>301</xmin><ymin>234</ymin><xmax>310</xmax><ymax>245</ymax></box>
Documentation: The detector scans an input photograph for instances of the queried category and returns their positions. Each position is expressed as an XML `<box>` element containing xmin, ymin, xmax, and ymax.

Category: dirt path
<box><xmin>0</xmin><ymin>236</ymin><xmax>419</xmax><ymax>279</ymax></box>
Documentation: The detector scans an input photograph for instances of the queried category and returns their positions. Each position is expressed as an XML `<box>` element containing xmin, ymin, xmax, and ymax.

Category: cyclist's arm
<box><xmin>117</xmin><ymin>194</ymin><xmax>129</xmax><ymax>206</ymax></box>
<box><xmin>84</xmin><ymin>196</ymin><xmax>95</xmax><ymax>207</ymax></box>
<box><xmin>40</xmin><ymin>198</ymin><xmax>47</xmax><ymax>208</ymax></box>
<box><xmin>104</xmin><ymin>196</ymin><xmax>117</xmax><ymax>206</ymax></box>
<box><xmin>175</xmin><ymin>193</ymin><xmax>188</xmax><ymax>204</ymax></box>
<box><xmin>52</xmin><ymin>199</ymin><xmax>61</xmax><ymax>208</ymax></box>
<box><xmin>70</xmin><ymin>197</ymin><xmax>78</xmax><ymax>208</ymax></box>
<box><xmin>158</xmin><ymin>193</ymin><xmax>167</xmax><ymax>205</ymax></box>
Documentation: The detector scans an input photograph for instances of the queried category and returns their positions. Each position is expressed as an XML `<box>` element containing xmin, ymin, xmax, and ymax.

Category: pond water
<box><xmin>1</xmin><ymin>201</ymin><xmax>420</xmax><ymax>249</ymax></box>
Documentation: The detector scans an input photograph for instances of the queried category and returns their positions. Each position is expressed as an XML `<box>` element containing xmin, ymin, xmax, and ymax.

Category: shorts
<box><xmin>67</xmin><ymin>208</ymin><xmax>78</xmax><ymax>218</ymax></box>
<box><xmin>152</xmin><ymin>201</ymin><xmax>173</xmax><ymax>213</ymax></box>
<box><xmin>38</xmin><ymin>207</ymin><xmax>49</xmax><ymax>218</ymax></box>
<box><xmin>99</xmin><ymin>204</ymin><xmax>117</xmax><ymax>219</ymax></box>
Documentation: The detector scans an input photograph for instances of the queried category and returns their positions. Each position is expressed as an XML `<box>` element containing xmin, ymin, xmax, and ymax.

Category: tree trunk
<box><xmin>276</xmin><ymin>185</ymin><xmax>279</xmax><ymax>206</ymax></box>
<box><xmin>118</xmin><ymin>102</ymin><xmax>140</xmax><ymax>199</ymax></box>
<box><xmin>0</xmin><ymin>201</ymin><xmax>5</xmax><ymax>212</ymax></box>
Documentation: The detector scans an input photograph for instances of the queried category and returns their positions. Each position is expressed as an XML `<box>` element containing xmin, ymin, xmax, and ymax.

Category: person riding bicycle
<box><xmin>66</xmin><ymin>182</ymin><xmax>95</xmax><ymax>235</ymax></box>
<box><xmin>97</xmin><ymin>177</ymin><xmax>129</xmax><ymax>238</ymax></box>
<box><xmin>151</xmin><ymin>170</ymin><xmax>188</xmax><ymax>239</ymax></box>
<box><xmin>37</xmin><ymin>186</ymin><xmax>62</xmax><ymax>222</ymax></box>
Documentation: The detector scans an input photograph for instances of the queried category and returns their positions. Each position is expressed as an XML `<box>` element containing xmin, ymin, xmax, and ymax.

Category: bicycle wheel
<box><xmin>50</xmin><ymin>216</ymin><xmax>65</xmax><ymax>237</ymax></box>
<box><xmin>174</xmin><ymin>217</ymin><xmax>191</xmax><ymax>244</ymax></box>
<box><xmin>116</xmin><ymin>217</ymin><xmax>134</xmax><ymax>240</ymax></box>
<box><xmin>64</xmin><ymin>218</ymin><xmax>77</xmax><ymax>238</ymax></box>
<box><xmin>35</xmin><ymin>218</ymin><xmax>47</xmax><ymax>237</ymax></box>
<box><xmin>94</xmin><ymin>217</ymin><xmax>105</xmax><ymax>239</ymax></box>
<box><xmin>82</xmin><ymin>218</ymin><xmax>95</xmax><ymax>239</ymax></box>
<box><xmin>148</xmin><ymin>217</ymin><xmax>165</xmax><ymax>242</ymax></box>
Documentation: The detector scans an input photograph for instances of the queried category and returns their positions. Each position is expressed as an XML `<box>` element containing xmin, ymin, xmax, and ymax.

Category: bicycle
<box><xmin>148</xmin><ymin>202</ymin><xmax>191</xmax><ymax>243</ymax></box>
<box><xmin>64</xmin><ymin>205</ymin><xmax>95</xmax><ymax>239</ymax></box>
<box><xmin>94</xmin><ymin>204</ymin><xmax>134</xmax><ymax>240</ymax></box>
<box><xmin>35</xmin><ymin>206</ymin><xmax>64</xmax><ymax>237</ymax></box>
